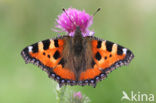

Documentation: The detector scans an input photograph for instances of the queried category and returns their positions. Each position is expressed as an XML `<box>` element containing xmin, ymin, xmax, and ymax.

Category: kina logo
<box><xmin>121</xmin><ymin>91</ymin><xmax>154</xmax><ymax>102</ymax></box>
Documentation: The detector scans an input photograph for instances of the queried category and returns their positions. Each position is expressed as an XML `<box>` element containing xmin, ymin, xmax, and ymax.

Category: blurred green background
<box><xmin>0</xmin><ymin>0</ymin><xmax>156</xmax><ymax>103</ymax></box>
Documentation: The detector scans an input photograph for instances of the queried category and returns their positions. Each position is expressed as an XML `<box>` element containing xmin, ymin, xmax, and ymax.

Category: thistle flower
<box><xmin>55</xmin><ymin>8</ymin><xmax>94</xmax><ymax>37</ymax></box>
<box><xmin>56</xmin><ymin>85</ymin><xmax>90</xmax><ymax>103</ymax></box>
<box><xmin>74</xmin><ymin>91</ymin><xmax>83</xmax><ymax>99</ymax></box>
<box><xmin>67</xmin><ymin>91</ymin><xmax>90</xmax><ymax>103</ymax></box>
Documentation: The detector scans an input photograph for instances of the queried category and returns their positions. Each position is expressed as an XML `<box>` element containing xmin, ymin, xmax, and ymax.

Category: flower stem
<box><xmin>56</xmin><ymin>84</ymin><xmax>67</xmax><ymax>103</ymax></box>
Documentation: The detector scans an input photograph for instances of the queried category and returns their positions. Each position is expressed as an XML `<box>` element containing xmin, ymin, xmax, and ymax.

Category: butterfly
<box><xmin>21</xmin><ymin>26</ymin><xmax>134</xmax><ymax>88</ymax></box>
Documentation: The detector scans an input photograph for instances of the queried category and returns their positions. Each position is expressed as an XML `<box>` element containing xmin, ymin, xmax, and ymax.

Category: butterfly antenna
<box><xmin>87</xmin><ymin>8</ymin><xmax>101</xmax><ymax>25</ymax></box>
<box><xmin>62</xmin><ymin>8</ymin><xmax>77</xmax><ymax>27</ymax></box>
<box><xmin>93</xmin><ymin>8</ymin><xmax>101</xmax><ymax>16</ymax></box>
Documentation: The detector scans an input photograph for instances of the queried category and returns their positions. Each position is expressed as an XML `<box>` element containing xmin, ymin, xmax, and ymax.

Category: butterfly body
<box><xmin>61</xmin><ymin>27</ymin><xmax>95</xmax><ymax>83</ymax></box>
<box><xmin>21</xmin><ymin>27</ymin><xmax>134</xmax><ymax>87</ymax></box>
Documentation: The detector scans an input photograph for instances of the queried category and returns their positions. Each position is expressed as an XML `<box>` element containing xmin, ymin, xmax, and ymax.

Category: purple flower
<box><xmin>55</xmin><ymin>8</ymin><xmax>94</xmax><ymax>37</ymax></box>
<box><xmin>74</xmin><ymin>91</ymin><xmax>83</xmax><ymax>99</ymax></box>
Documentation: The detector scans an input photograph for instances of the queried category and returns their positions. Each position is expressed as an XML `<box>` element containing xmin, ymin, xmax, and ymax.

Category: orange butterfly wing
<box><xmin>21</xmin><ymin>37</ymin><xmax>76</xmax><ymax>87</ymax></box>
<box><xmin>21</xmin><ymin>36</ymin><xmax>134</xmax><ymax>87</ymax></box>
<box><xmin>79</xmin><ymin>37</ymin><xmax>134</xmax><ymax>87</ymax></box>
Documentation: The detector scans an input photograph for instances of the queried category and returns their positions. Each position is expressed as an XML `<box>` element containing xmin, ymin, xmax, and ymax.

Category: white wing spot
<box><xmin>123</xmin><ymin>48</ymin><xmax>127</xmax><ymax>54</ymax></box>
<box><xmin>28</xmin><ymin>46</ymin><xmax>33</xmax><ymax>52</ymax></box>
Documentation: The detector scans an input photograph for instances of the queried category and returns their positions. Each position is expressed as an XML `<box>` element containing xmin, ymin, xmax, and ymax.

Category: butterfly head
<box><xmin>74</xmin><ymin>26</ymin><xmax>82</xmax><ymax>37</ymax></box>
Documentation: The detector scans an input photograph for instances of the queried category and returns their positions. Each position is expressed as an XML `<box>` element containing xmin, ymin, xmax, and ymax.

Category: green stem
<box><xmin>57</xmin><ymin>85</ymin><xmax>67</xmax><ymax>103</ymax></box>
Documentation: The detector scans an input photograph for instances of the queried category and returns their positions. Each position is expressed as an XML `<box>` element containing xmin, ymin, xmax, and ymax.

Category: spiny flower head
<box><xmin>74</xmin><ymin>91</ymin><xmax>82</xmax><ymax>99</ymax></box>
<box><xmin>72</xmin><ymin>91</ymin><xmax>90</xmax><ymax>103</ymax></box>
<box><xmin>55</xmin><ymin>8</ymin><xmax>94</xmax><ymax>37</ymax></box>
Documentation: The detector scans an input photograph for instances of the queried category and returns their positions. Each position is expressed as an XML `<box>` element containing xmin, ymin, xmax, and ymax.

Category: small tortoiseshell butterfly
<box><xmin>21</xmin><ymin>8</ymin><xmax>134</xmax><ymax>87</ymax></box>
